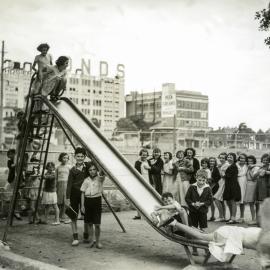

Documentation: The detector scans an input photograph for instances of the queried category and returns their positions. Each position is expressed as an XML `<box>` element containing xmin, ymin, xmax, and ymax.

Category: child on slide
<box><xmin>151</xmin><ymin>192</ymin><xmax>189</xmax><ymax>234</ymax></box>
<box><xmin>158</xmin><ymin>198</ymin><xmax>270</xmax><ymax>267</ymax></box>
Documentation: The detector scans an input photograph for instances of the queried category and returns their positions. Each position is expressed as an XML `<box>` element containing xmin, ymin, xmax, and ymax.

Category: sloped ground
<box><xmin>0</xmin><ymin>211</ymin><xmax>260</xmax><ymax>270</ymax></box>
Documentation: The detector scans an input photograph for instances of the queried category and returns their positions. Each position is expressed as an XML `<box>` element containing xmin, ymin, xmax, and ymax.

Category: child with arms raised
<box><xmin>81</xmin><ymin>162</ymin><xmax>105</xmax><ymax>249</ymax></box>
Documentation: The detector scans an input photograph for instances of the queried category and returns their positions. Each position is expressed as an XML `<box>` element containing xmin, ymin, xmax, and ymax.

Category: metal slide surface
<box><xmin>39</xmin><ymin>96</ymin><xmax>209</xmax><ymax>247</ymax></box>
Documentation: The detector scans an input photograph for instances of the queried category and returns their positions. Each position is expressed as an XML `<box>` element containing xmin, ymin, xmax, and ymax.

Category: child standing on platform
<box><xmin>66</xmin><ymin>147</ymin><xmax>90</xmax><ymax>246</ymax></box>
<box><xmin>41</xmin><ymin>162</ymin><xmax>60</xmax><ymax>225</ymax></box>
<box><xmin>56</xmin><ymin>152</ymin><xmax>70</xmax><ymax>223</ymax></box>
<box><xmin>81</xmin><ymin>162</ymin><xmax>105</xmax><ymax>249</ymax></box>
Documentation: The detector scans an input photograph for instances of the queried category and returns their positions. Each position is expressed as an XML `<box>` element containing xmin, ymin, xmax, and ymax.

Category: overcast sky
<box><xmin>1</xmin><ymin>0</ymin><xmax>270</xmax><ymax>131</ymax></box>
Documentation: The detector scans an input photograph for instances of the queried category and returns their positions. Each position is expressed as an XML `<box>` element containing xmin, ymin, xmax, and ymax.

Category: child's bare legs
<box><xmin>231</xmin><ymin>200</ymin><xmax>237</xmax><ymax>221</ymax></box>
<box><xmin>210</xmin><ymin>202</ymin><xmax>215</xmax><ymax>220</ymax></box>
<box><xmin>226</xmin><ymin>200</ymin><xmax>232</xmax><ymax>220</ymax></box>
<box><xmin>28</xmin><ymin>200</ymin><xmax>39</xmax><ymax>223</ymax></box>
<box><xmin>87</xmin><ymin>223</ymin><xmax>94</xmax><ymax>246</ymax></box>
<box><xmin>215</xmin><ymin>200</ymin><xmax>225</xmax><ymax>220</ymax></box>
<box><xmin>71</xmin><ymin>220</ymin><xmax>79</xmax><ymax>246</ymax></box>
<box><xmin>59</xmin><ymin>204</ymin><xmax>66</xmax><ymax>221</ymax></box>
<box><xmin>44</xmin><ymin>205</ymin><xmax>50</xmax><ymax>223</ymax></box>
<box><xmin>52</xmin><ymin>204</ymin><xmax>60</xmax><ymax>224</ymax></box>
<box><xmin>247</xmin><ymin>202</ymin><xmax>256</xmax><ymax>224</ymax></box>
<box><xmin>95</xmin><ymin>224</ymin><xmax>102</xmax><ymax>248</ymax></box>
<box><xmin>239</xmin><ymin>203</ymin><xmax>245</xmax><ymax>220</ymax></box>
<box><xmin>179</xmin><ymin>210</ymin><xmax>189</xmax><ymax>226</ymax></box>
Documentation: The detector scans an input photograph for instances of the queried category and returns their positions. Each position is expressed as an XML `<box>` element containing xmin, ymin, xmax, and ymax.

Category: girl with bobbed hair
<box><xmin>184</xmin><ymin>147</ymin><xmax>200</xmax><ymax>184</ymax></box>
<box><xmin>162</xmin><ymin>152</ymin><xmax>174</xmax><ymax>194</ymax></box>
<box><xmin>41</xmin><ymin>56</ymin><xmax>69</xmax><ymax>98</ymax></box>
<box><xmin>236</xmin><ymin>153</ymin><xmax>248</xmax><ymax>223</ymax></box>
<box><xmin>213</xmin><ymin>153</ymin><xmax>229</xmax><ymax>222</ymax></box>
<box><xmin>244</xmin><ymin>155</ymin><xmax>259</xmax><ymax>225</ymax></box>
<box><xmin>223</xmin><ymin>153</ymin><xmax>241</xmax><ymax>224</ymax></box>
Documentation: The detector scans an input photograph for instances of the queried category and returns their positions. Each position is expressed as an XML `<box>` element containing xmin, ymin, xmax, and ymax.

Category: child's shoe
<box><xmin>51</xmin><ymin>221</ymin><xmax>60</xmax><ymax>226</ymax></box>
<box><xmin>71</xmin><ymin>239</ymin><xmax>79</xmax><ymax>246</ymax></box>
<box><xmin>96</xmin><ymin>242</ymin><xmax>102</xmax><ymax>249</ymax></box>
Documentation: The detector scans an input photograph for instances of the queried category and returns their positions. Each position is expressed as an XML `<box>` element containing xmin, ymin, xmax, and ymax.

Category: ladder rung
<box><xmin>27</xmin><ymin>162</ymin><xmax>44</xmax><ymax>165</ymax></box>
<box><xmin>28</xmin><ymin>174</ymin><xmax>41</xmax><ymax>178</ymax></box>
<box><xmin>32</xmin><ymin>125</ymin><xmax>51</xmax><ymax>128</ymax></box>
<box><xmin>25</xmin><ymin>150</ymin><xmax>47</xmax><ymax>153</ymax></box>
<box><xmin>28</xmin><ymin>137</ymin><xmax>49</xmax><ymax>140</ymax></box>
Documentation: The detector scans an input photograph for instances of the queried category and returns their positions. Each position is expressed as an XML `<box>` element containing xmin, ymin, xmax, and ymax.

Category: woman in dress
<box><xmin>244</xmin><ymin>155</ymin><xmax>259</xmax><ymax>225</ymax></box>
<box><xmin>223</xmin><ymin>153</ymin><xmax>241</xmax><ymax>224</ymax></box>
<box><xmin>214</xmin><ymin>152</ymin><xmax>229</xmax><ymax>222</ymax></box>
<box><xmin>162</xmin><ymin>152</ymin><xmax>175</xmax><ymax>195</ymax></box>
<box><xmin>236</xmin><ymin>153</ymin><xmax>248</xmax><ymax>223</ymax></box>
<box><xmin>173</xmin><ymin>150</ymin><xmax>193</xmax><ymax>207</ymax></box>
<box><xmin>184</xmin><ymin>148</ymin><xmax>200</xmax><ymax>184</ymax></box>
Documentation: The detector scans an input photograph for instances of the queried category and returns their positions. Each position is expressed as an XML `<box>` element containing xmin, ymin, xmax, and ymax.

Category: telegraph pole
<box><xmin>0</xmin><ymin>41</ymin><xmax>5</xmax><ymax>148</ymax></box>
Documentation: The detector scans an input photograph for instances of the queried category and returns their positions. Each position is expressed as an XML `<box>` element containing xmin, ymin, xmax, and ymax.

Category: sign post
<box><xmin>161</xmin><ymin>84</ymin><xmax>176</xmax><ymax>154</ymax></box>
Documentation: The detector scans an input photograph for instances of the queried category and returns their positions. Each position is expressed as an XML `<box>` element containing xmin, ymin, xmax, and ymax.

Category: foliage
<box><xmin>255</xmin><ymin>3</ymin><xmax>270</xmax><ymax>47</ymax></box>
<box><xmin>116</xmin><ymin>115</ymin><xmax>153</xmax><ymax>132</ymax></box>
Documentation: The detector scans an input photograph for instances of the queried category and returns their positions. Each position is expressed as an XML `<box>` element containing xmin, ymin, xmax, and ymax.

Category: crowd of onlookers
<box><xmin>134</xmin><ymin>147</ymin><xmax>270</xmax><ymax>227</ymax></box>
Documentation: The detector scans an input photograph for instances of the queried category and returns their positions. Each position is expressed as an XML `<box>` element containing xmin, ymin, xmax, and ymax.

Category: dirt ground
<box><xmin>0</xmin><ymin>211</ymin><xmax>261</xmax><ymax>270</ymax></box>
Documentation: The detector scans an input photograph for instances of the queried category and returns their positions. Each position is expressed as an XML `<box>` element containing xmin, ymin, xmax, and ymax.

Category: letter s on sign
<box><xmin>117</xmin><ymin>64</ymin><xmax>125</xmax><ymax>78</ymax></box>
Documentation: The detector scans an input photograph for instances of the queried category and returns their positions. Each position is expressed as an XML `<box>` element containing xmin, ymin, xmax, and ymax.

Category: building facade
<box><xmin>0</xmin><ymin>66</ymin><xmax>125</xmax><ymax>146</ymax></box>
<box><xmin>125</xmin><ymin>83</ymin><xmax>209</xmax><ymax>148</ymax></box>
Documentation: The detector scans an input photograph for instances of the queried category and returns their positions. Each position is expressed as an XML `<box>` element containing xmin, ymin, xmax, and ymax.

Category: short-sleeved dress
<box><xmin>237</xmin><ymin>163</ymin><xmax>248</xmax><ymax>204</ymax></box>
<box><xmin>256</xmin><ymin>167</ymin><xmax>269</xmax><ymax>202</ymax></box>
<box><xmin>162</xmin><ymin>160</ymin><xmax>175</xmax><ymax>195</ymax></box>
<box><xmin>209</xmin><ymin>226</ymin><xmax>261</xmax><ymax>262</ymax></box>
<box><xmin>214</xmin><ymin>162</ymin><xmax>229</xmax><ymax>201</ymax></box>
<box><xmin>56</xmin><ymin>164</ymin><xmax>70</xmax><ymax>205</ymax></box>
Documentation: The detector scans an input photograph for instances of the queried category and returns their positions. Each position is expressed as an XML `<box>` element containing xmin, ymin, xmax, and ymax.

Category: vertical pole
<box><xmin>173</xmin><ymin>114</ymin><xmax>176</xmax><ymax>155</ymax></box>
<box><xmin>0</xmin><ymin>41</ymin><xmax>4</xmax><ymax>148</ymax></box>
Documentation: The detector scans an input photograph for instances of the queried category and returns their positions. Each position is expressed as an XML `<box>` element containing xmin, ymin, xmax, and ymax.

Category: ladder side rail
<box><xmin>2</xmin><ymin>98</ymin><xmax>36</xmax><ymax>242</ymax></box>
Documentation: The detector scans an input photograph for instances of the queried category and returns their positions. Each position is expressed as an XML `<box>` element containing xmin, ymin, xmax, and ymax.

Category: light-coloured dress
<box><xmin>41</xmin><ymin>65</ymin><xmax>67</xmax><ymax>96</ymax></box>
<box><xmin>214</xmin><ymin>162</ymin><xmax>229</xmax><ymax>201</ymax></box>
<box><xmin>237</xmin><ymin>163</ymin><xmax>248</xmax><ymax>204</ymax></box>
<box><xmin>244</xmin><ymin>166</ymin><xmax>259</xmax><ymax>203</ymax></box>
<box><xmin>162</xmin><ymin>160</ymin><xmax>175</xmax><ymax>195</ymax></box>
<box><xmin>56</xmin><ymin>164</ymin><xmax>70</xmax><ymax>205</ymax></box>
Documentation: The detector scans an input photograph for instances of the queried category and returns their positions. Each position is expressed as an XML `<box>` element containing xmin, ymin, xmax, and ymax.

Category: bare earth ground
<box><xmin>0</xmin><ymin>211</ymin><xmax>260</xmax><ymax>270</ymax></box>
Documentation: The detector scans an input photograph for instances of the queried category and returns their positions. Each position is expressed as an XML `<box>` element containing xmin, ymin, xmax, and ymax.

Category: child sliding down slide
<box><xmin>154</xmin><ymin>198</ymin><xmax>270</xmax><ymax>269</ymax></box>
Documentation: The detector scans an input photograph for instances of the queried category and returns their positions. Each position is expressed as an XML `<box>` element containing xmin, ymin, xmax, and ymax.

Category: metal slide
<box><xmin>39</xmin><ymin>96</ymin><xmax>209</xmax><ymax>249</ymax></box>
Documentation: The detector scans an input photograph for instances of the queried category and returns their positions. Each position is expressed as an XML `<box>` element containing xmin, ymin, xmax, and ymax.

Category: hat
<box><xmin>37</xmin><ymin>43</ymin><xmax>50</xmax><ymax>52</ymax></box>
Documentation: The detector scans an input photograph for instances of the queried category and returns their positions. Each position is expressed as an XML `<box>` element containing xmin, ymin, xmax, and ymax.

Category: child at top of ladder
<box><xmin>31</xmin><ymin>43</ymin><xmax>53</xmax><ymax>95</ymax></box>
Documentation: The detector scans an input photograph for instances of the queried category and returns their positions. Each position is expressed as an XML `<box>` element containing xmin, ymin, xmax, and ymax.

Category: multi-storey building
<box><xmin>64</xmin><ymin>74</ymin><xmax>125</xmax><ymax>137</ymax></box>
<box><xmin>125</xmin><ymin>83</ymin><xmax>209</xmax><ymax>148</ymax></box>
<box><xmin>0</xmin><ymin>64</ymin><xmax>125</xmax><ymax>146</ymax></box>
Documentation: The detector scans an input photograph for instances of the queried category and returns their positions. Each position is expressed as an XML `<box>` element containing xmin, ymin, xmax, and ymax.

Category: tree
<box><xmin>255</xmin><ymin>2</ymin><xmax>270</xmax><ymax>47</ymax></box>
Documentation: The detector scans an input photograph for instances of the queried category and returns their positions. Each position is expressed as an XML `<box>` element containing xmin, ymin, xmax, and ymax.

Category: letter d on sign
<box><xmin>100</xmin><ymin>61</ymin><xmax>108</xmax><ymax>77</ymax></box>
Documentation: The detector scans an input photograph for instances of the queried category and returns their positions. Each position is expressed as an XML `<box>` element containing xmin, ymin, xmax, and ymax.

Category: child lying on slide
<box><xmin>159</xmin><ymin>198</ymin><xmax>270</xmax><ymax>268</ymax></box>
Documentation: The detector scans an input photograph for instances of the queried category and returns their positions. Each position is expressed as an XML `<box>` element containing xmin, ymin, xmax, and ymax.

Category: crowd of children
<box><xmin>135</xmin><ymin>147</ymin><xmax>270</xmax><ymax>227</ymax></box>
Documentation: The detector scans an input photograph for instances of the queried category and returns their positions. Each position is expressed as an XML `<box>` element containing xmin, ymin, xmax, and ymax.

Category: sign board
<box><xmin>161</xmin><ymin>85</ymin><xmax>176</xmax><ymax>118</ymax></box>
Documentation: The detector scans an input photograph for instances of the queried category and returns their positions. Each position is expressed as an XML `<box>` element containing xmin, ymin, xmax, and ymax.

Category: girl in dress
<box><xmin>56</xmin><ymin>153</ymin><xmax>70</xmax><ymax>223</ymax></box>
<box><xmin>41</xmin><ymin>56</ymin><xmax>69</xmax><ymax>98</ymax></box>
<box><xmin>41</xmin><ymin>162</ymin><xmax>60</xmax><ymax>225</ymax></box>
<box><xmin>214</xmin><ymin>153</ymin><xmax>229</xmax><ymax>222</ymax></box>
<box><xmin>208</xmin><ymin>157</ymin><xmax>221</xmax><ymax>222</ymax></box>
<box><xmin>254</xmin><ymin>154</ymin><xmax>270</xmax><ymax>215</ymax></box>
<box><xmin>133</xmin><ymin>149</ymin><xmax>151</xmax><ymax>219</ymax></box>
<box><xmin>244</xmin><ymin>155</ymin><xmax>259</xmax><ymax>225</ymax></box>
<box><xmin>223</xmin><ymin>153</ymin><xmax>241</xmax><ymax>224</ymax></box>
<box><xmin>236</xmin><ymin>153</ymin><xmax>248</xmax><ymax>223</ymax></box>
<box><xmin>162</xmin><ymin>152</ymin><xmax>175</xmax><ymax>195</ymax></box>
<box><xmin>173</xmin><ymin>150</ymin><xmax>193</xmax><ymax>207</ymax></box>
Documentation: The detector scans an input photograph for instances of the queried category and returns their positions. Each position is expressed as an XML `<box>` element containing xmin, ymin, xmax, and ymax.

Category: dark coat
<box><xmin>185</xmin><ymin>184</ymin><xmax>213</xmax><ymax>213</ymax></box>
<box><xmin>188</xmin><ymin>158</ymin><xmax>200</xmax><ymax>184</ymax></box>
<box><xmin>148</xmin><ymin>157</ymin><xmax>164</xmax><ymax>194</ymax></box>
<box><xmin>223</xmin><ymin>163</ymin><xmax>241</xmax><ymax>201</ymax></box>
<box><xmin>210</xmin><ymin>166</ymin><xmax>221</xmax><ymax>195</ymax></box>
